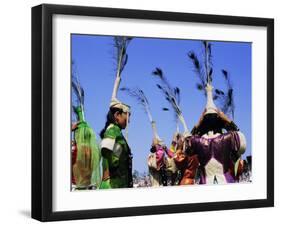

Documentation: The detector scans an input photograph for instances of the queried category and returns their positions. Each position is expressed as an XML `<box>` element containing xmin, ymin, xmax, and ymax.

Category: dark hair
<box><xmin>100</xmin><ymin>107</ymin><xmax>123</xmax><ymax>138</ymax></box>
<box><xmin>192</xmin><ymin>113</ymin><xmax>239</xmax><ymax>136</ymax></box>
<box><xmin>194</xmin><ymin>113</ymin><xmax>224</xmax><ymax>136</ymax></box>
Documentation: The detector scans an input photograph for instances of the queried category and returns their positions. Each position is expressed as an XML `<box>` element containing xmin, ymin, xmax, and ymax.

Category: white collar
<box><xmin>202</xmin><ymin>131</ymin><xmax>221</xmax><ymax>139</ymax></box>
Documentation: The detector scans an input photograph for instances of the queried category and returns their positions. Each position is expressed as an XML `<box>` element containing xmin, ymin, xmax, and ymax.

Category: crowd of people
<box><xmin>71</xmin><ymin>38</ymin><xmax>249</xmax><ymax>190</ymax></box>
<box><xmin>71</xmin><ymin>96</ymin><xmax>248</xmax><ymax>190</ymax></box>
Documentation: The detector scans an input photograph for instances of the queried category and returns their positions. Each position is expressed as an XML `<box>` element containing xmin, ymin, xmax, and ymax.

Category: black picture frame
<box><xmin>32</xmin><ymin>3</ymin><xmax>274</xmax><ymax>222</ymax></box>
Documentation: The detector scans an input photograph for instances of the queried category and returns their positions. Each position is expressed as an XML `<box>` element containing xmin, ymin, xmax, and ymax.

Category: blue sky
<box><xmin>71</xmin><ymin>34</ymin><xmax>252</xmax><ymax>173</ymax></box>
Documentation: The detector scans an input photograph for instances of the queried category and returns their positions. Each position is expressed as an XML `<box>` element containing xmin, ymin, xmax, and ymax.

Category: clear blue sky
<box><xmin>71</xmin><ymin>34</ymin><xmax>252</xmax><ymax>173</ymax></box>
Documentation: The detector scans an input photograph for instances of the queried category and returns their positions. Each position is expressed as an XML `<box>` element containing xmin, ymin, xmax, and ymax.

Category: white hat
<box><xmin>110</xmin><ymin>98</ymin><xmax>131</xmax><ymax>113</ymax></box>
<box><xmin>204</xmin><ymin>83</ymin><xmax>218</xmax><ymax>115</ymax></box>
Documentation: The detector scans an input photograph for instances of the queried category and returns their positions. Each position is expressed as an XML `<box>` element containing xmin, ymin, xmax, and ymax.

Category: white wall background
<box><xmin>0</xmin><ymin>0</ymin><xmax>278</xmax><ymax>225</ymax></box>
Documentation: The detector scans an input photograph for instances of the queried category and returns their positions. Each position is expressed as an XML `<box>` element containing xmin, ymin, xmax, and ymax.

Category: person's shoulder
<box><xmin>219</xmin><ymin>131</ymin><xmax>239</xmax><ymax>141</ymax></box>
<box><xmin>104</xmin><ymin>124</ymin><xmax>121</xmax><ymax>139</ymax></box>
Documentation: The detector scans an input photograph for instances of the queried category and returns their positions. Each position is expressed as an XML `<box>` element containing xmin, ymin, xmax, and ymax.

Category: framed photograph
<box><xmin>32</xmin><ymin>4</ymin><xmax>274</xmax><ymax>221</ymax></box>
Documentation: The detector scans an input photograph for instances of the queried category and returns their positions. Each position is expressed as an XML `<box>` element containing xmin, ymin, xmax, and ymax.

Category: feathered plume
<box><xmin>72</xmin><ymin>61</ymin><xmax>85</xmax><ymax>121</ymax></box>
<box><xmin>188</xmin><ymin>51</ymin><xmax>206</xmax><ymax>93</ymax></box>
<box><xmin>120</xmin><ymin>87</ymin><xmax>160</xmax><ymax>139</ymax></box>
<box><xmin>72</xmin><ymin>79</ymin><xmax>85</xmax><ymax>107</ymax></box>
<box><xmin>203</xmin><ymin>41</ymin><xmax>213</xmax><ymax>84</ymax></box>
<box><xmin>152</xmin><ymin>67</ymin><xmax>189</xmax><ymax>134</ymax></box>
<box><xmin>111</xmin><ymin>36</ymin><xmax>133</xmax><ymax>101</ymax></box>
<box><xmin>221</xmin><ymin>69</ymin><xmax>235</xmax><ymax>119</ymax></box>
<box><xmin>113</xmin><ymin>37</ymin><xmax>132</xmax><ymax>75</ymax></box>
<box><xmin>72</xmin><ymin>61</ymin><xmax>84</xmax><ymax>108</ymax></box>
<box><xmin>187</xmin><ymin>41</ymin><xmax>214</xmax><ymax>94</ymax></box>
<box><xmin>152</xmin><ymin>67</ymin><xmax>173</xmax><ymax>92</ymax></box>
<box><xmin>213</xmin><ymin>69</ymin><xmax>235</xmax><ymax>119</ymax></box>
<box><xmin>120</xmin><ymin>87</ymin><xmax>152</xmax><ymax>121</ymax></box>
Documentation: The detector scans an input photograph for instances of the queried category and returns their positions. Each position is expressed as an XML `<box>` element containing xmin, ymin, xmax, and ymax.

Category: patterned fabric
<box><xmin>186</xmin><ymin>131</ymin><xmax>246</xmax><ymax>184</ymax></box>
<box><xmin>100</xmin><ymin>124</ymin><xmax>133</xmax><ymax>189</ymax></box>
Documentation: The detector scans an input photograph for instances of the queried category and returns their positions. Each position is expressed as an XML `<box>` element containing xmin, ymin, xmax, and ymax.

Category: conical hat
<box><xmin>204</xmin><ymin>83</ymin><xmax>217</xmax><ymax>115</ymax></box>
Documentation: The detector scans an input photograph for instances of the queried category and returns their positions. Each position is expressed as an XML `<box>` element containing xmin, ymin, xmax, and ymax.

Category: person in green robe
<box><xmin>72</xmin><ymin>106</ymin><xmax>101</xmax><ymax>190</ymax></box>
<box><xmin>99</xmin><ymin>100</ymin><xmax>133</xmax><ymax>189</ymax></box>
